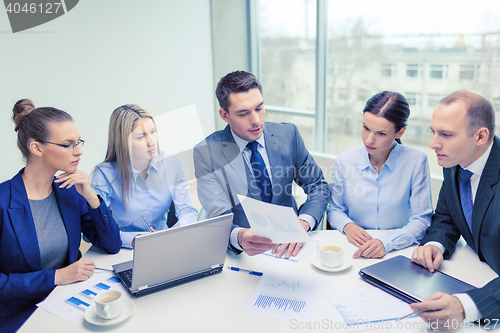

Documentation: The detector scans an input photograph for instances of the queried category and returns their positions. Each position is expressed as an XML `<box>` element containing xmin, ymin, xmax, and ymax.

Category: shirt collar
<box><xmin>230</xmin><ymin>129</ymin><xmax>266</xmax><ymax>153</ymax></box>
<box><xmin>463</xmin><ymin>140</ymin><xmax>494</xmax><ymax>177</ymax></box>
<box><xmin>358</xmin><ymin>141</ymin><xmax>401</xmax><ymax>172</ymax></box>
<box><xmin>131</xmin><ymin>157</ymin><xmax>160</xmax><ymax>179</ymax></box>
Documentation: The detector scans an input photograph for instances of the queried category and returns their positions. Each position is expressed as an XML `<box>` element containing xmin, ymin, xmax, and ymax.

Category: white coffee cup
<box><xmin>95</xmin><ymin>290</ymin><xmax>123</xmax><ymax>320</ymax></box>
<box><xmin>317</xmin><ymin>244</ymin><xmax>343</xmax><ymax>267</ymax></box>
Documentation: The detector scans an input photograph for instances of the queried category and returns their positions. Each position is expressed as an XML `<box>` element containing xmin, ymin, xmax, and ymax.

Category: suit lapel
<box><xmin>7</xmin><ymin>170</ymin><xmax>42</xmax><ymax>271</ymax></box>
<box><xmin>472</xmin><ymin>137</ymin><xmax>500</xmax><ymax>250</ymax></box>
<box><xmin>264</xmin><ymin>124</ymin><xmax>282</xmax><ymax>204</ymax></box>
<box><xmin>219</xmin><ymin>126</ymin><xmax>256</xmax><ymax>200</ymax></box>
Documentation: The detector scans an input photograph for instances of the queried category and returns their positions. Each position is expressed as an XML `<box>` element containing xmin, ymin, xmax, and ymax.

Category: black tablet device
<box><xmin>359</xmin><ymin>255</ymin><xmax>476</xmax><ymax>303</ymax></box>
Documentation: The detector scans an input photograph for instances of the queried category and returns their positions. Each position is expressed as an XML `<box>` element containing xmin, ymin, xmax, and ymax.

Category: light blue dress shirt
<box><xmin>92</xmin><ymin>153</ymin><xmax>198</xmax><ymax>248</ymax></box>
<box><xmin>327</xmin><ymin>143</ymin><xmax>432</xmax><ymax>252</ymax></box>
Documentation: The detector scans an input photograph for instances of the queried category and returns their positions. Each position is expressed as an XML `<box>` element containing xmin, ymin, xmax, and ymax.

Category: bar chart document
<box><xmin>242</xmin><ymin>268</ymin><xmax>325</xmax><ymax>321</ymax></box>
<box><xmin>37</xmin><ymin>272</ymin><xmax>129</xmax><ymax>326</ymax></box>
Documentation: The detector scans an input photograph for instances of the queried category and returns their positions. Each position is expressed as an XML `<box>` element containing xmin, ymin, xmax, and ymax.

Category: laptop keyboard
<box><xmin>118</xmin><ymin>268</ymin><xmax>133</xmax><ymax>288</ymax></box>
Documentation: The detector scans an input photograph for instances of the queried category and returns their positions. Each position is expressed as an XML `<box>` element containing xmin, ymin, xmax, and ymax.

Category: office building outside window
<box><xmin>429</xmin><ymin>64</ymin><xmax>448</xmax><ymax>80</ymax></box>
<box><xmin>460</xmin><ymin>64</ymin><xmax>480</xmax><ymax>81</ymax></box>
<box><xmin>428</xmin><ymin>94</ymin><xmax>444</xmax><ymax>109</ymax></box>
<box><xmin>356</xmin><ymin>89</ymin><xmax>370</xmax><ymax>104</ymax></box>
<box><xmin>406</xmin><ymin>64</ymin><xmax>423</xmax><ymax>79</ymax></box>
<box><xmin>380</xmin><ymin>63</ymin><xmax>397</xmax><ymax>79</ymax></box>
<box><xmin>405</xmin><ymin>93</ymin><xmax>421</xmax><ymax>108</ymax></box>
<box><xmin>256</xmin><ymin>0</ymin><xmax>500</xmax><ymax>175</ymax></box>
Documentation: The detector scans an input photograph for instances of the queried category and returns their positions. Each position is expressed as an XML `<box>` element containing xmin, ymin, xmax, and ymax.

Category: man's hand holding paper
<box><xmin>237</xmin><ymin>195</ymin><xmax>311</xmax><ymax>258</ymax></box>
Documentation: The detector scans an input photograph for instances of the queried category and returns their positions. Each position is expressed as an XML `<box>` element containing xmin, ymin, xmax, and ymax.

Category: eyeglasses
<box><xmin>37</xmin><ymin>139</ymin><xmax>85</xmax><ymax>149</ymax></box>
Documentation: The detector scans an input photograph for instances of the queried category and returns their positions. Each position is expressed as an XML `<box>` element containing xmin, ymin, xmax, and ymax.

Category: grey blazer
<box><xmin>193</xmin><ymin>122</ymin><xmax>330</xmax><ymax>253</ymax></box>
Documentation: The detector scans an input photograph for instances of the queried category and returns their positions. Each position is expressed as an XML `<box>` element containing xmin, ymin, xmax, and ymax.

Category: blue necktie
<box><xmin>247</xmin><ymin>141</ymin><xmax>272</xmax><ymax>203</ymax></box>
<box><xmin>459</xmin><ymin>168</ymin><xmax>474</xmax><ymax>233</ymax></box>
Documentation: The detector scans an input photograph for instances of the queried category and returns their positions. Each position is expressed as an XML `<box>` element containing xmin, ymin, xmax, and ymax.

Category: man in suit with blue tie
<box><xmin>411</xmin><ymin>90</ymin><xmax>500</xmax><ymax>329</ymax></box>
<box><xmin>194</xmin><ymin>71</ymin><xmax>329</xmax><ymax>259</ymax></box>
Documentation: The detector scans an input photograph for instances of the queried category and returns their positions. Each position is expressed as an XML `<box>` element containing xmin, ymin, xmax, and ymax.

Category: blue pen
<box><xmin>229</xmin><ymin>266</ymin><xmax>263</xmax><ymax>276</ymax></box>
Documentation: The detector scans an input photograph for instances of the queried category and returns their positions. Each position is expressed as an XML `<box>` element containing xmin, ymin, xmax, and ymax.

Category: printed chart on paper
<box><xmin>242</xmin><ymin>267</ymin><xmax>325</xmax><ymax>321</ymax></box>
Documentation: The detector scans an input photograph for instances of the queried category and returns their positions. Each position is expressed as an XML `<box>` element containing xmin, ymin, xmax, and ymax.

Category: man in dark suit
<box><xmin>411</xmin><ymin>90</ymin><xmax>500</xmax><ymax>329</ymax></box>
<box><xmin>194</xmin><ymin>71</ymin><xmax>329</xmax><ymax>258</ymax></box>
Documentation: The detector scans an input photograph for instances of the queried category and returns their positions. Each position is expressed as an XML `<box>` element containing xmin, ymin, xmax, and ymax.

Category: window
<box><xmin>338</xmin><ymin>88</ymin><xmax>349</xmax><ymax>101</ymax></box>
<box><xmin>428</xmin><ymin>94</ymin><xmax>444</xmax><ymax>109</ymax></box>
<box><xmin>488</xmin><ymin>65</ymin><xmax>500</xmax><ymax>83</ymax></box>
<box><xmin>493</xmin><ymin>97</ymin><xmax>500</xmax><ymax>112</ymax></box>
<box><xmin>256</xmin><ymin>0</ymin><xmax>500</xmax><ymax>176</ymax></box>
<box><xmin>338</xmin><ymin>62</ymin><xmax>352</xmax><ymax>78</ymax></box>
<box><xmin>429</xmin><ymin>64</ymin><xmax>448</xmax><ymax>80</ymax></box>
<box><xmin>405</xmin><ymin>93</ymin><xmax>421</xmax><ymax>108</ymax></box>
<box><xmin>460</xmin><ymin>64</ymin><xmax>480</xmax><ymax>81</ymax></box>
<box><xmin>406</xmin><ymin>64</ymin><xmax>422</xmax><ymax>79</ymax></box>
<box><xmin>380</xmin><ymin>63</ymin><xmax>397</xmax><ymax>79</ymax></box>
<box><xmin>356</xmin><ymin>89</ymin><xmax>370</xmax><ymax>103</ymax></box>
<box><xmin>355</xmin><ymin>63</ymin><xmax>371</xmax><ymax>79</ymax></box>
<box><xmin>258</xmin><ymin>0</ymin><xmax>317</xmax><ymax>149</ymax></box>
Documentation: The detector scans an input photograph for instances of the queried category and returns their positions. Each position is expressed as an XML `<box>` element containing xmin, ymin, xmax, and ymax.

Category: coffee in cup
<box><xmin>317</xmin><ymin>244</ymin><xmax>343</xmax><ymax>267</ymax></box>
<box><xmin>95</xmin><ymin>290</ymin><xmax>123</xmax><ymax>320</ymax></box>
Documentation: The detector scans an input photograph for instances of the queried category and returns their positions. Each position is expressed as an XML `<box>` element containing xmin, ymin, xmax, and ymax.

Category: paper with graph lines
<box><xmin>242</xmin><ymin>268</ymin><xmax>325</xmax><ymax>321</ymax></box>
<box><xmin>238</xmin><ymin>195</ymin><xmax>311</xmax><ymax>243</ymax></box>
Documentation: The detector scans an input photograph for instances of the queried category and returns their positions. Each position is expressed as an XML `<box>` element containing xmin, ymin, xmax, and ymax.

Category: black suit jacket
<box><xmin>420</xmin><ymin>136</ymin><xmax>500</xmax><ymax>320</ymax></box>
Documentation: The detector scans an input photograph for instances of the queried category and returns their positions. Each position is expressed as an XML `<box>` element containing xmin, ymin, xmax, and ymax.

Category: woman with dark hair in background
<box><xmin>92</xmin><ymin>105</ymin><xmax>198</xmax><ymax>249</ymax></box>
<box><xmin>0</xmin><ymin>99</ymin><xmax>121</xmax><ymax>332</ymax></box>
<box><xmin>327</xmin><ymin>91</ymin><xmax>432</xmax><ymax>259</ymax></box>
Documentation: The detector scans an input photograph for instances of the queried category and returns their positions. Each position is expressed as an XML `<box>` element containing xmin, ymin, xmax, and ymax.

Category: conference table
<box><xmin>20</xmin><ymin>230</ymin><xmax>498</xmax><ymax>333</ymax></box>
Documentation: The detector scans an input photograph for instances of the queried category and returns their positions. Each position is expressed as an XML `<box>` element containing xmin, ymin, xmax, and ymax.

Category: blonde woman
<box><xmin>92</xmin><ymin>105</ymin><xmax>198</xmax><ymax>248</ymax></box>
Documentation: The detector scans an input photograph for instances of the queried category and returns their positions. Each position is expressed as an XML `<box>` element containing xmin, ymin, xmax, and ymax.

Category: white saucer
<box><xmin>311</xmin><ymin>254</ymin><xmax>352</xmax><ymax>272</ymax></box>
<box><xmin>84</xmin><ymin>298</ymin><xmax>135</xmax><ymax>326</ymax></box>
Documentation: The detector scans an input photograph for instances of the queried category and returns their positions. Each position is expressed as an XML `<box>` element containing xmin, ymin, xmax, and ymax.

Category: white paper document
<box><xmin>242</xmin><ymin>267</ymin><xmax>325</xmax><ymax>321</ymax></box>
<box><xmin>37</xmin><ymin>272</ymin><xmax>130</xmax><ymax>326</ymax></box>
<box><xmin>246</xmin><ymin>234</ymin><xmax>321</xmax><ymax>265</ymax></box>
<box><xmin>326</xmin><ymin>288</ymin><xmax>425</xmax><ymax>331</ymax></box>
<box><xmin>238</xmin><ymin>195</ymin><xmax>311</xmax><ymax>243</ymax></box>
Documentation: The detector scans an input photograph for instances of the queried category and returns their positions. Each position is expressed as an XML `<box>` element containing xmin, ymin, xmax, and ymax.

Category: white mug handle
<box><xmin>103</xmin><ymin>304</ymin><xmax>110</xmax><ymax>319</ymax></box>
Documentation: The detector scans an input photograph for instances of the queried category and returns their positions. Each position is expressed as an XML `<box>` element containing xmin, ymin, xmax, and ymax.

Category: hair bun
<box><xmin>13</xmin><ymin>99</ymin><xmax>35</xmax><ymax>132</ymax></box>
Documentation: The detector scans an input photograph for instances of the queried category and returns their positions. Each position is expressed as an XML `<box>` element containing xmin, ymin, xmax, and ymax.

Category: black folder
<box><xmin>359</xmin><ymin>255</ymin><xmax>476</xmax><ymax>304</ymax></box>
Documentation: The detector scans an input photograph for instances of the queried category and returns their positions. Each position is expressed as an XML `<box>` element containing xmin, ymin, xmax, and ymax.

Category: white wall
<box><xmin>0</xmin><ymin>0</ymin><xmax>215</xmax><ymax>182</ymax></box>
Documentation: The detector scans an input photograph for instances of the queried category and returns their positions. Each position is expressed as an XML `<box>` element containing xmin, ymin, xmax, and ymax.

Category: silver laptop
<box><xmin>113</xmin><ymin>213</ymin><xmax>233</xmax><ymax>297</ymax></box>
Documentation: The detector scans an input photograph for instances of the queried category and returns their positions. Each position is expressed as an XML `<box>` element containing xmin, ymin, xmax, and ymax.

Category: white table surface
<box><xmin>19</xmin><ymin>230</ymin><xmax>498</xmax><ymax>333</ymax></box>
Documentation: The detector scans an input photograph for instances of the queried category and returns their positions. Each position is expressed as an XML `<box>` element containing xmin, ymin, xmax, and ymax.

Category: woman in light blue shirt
<box><xmin>92</xmin><ymin>105</ymin><xmax>198</xmax><ymax>248</ymax></box>
<box><xmin>328</xmin><ymin>91</ymin><xmax>432</xmax><ymax>258</ymax></box>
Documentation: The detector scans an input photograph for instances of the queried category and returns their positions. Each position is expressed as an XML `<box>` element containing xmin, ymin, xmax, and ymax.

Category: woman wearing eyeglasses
<box><xmin>0</xmin><ymin>99</ymin><xmax>121</xmax><ymax>332</ymax></box>
<box><xmin>91</xmin><ymin>105</ymin><xmax>198</xmax><ymax>249</ymax></box>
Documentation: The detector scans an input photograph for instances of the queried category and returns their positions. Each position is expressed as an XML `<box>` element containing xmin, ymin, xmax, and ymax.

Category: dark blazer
<box><xmin>420</xmin><ymin>136</ymin><xmax>500</xmax><ymax>320</ymax></box>
<box><xmin>0</xmin><ymin>169</ymin><xmax>121</xmax><ymax>332</ymax></box>
<box><xmin>194</xmin><ymin>122</ymin><xmax>330</xmax><ymax>253</ymax></box>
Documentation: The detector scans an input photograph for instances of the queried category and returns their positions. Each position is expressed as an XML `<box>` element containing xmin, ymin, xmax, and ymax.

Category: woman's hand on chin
<box><xmin>55</xmin><ymin>171</ymin><xmax>100</xmax><ymax>208</ymax></box>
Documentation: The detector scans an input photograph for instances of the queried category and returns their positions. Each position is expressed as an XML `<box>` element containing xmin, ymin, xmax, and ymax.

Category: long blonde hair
<box><xmin>96</xmin><ymin>104</ymin><xmax>158</xmax><ymax>209</ymax></box>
